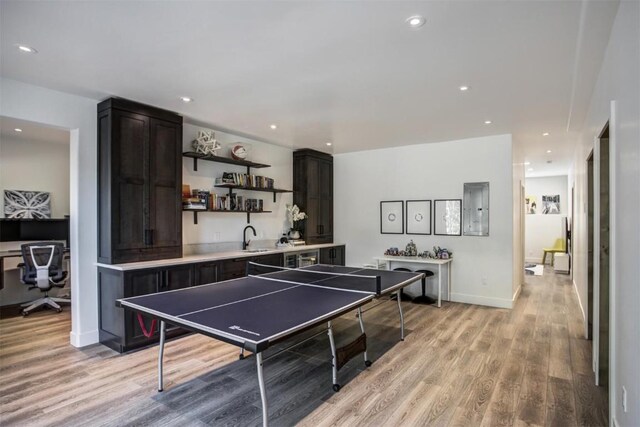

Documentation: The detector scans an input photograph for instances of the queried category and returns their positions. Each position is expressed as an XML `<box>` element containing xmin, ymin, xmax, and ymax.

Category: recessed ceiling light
<box><xmin>546</xmin><ymin>150</ymin><xmax>552</xmax><ymax>153</ymax></box>
<box><xmin>270</xmin><ymin>124</ymin><xmax>277</xmax><ymax>130</ymax></box>
<box><xmin>524</xmin><ymin>161</ymin><xmax>531</xmax><ymax>165</ymax></box>
<box><xmin>326</xmin><ymin>142</ymin><xmax>332</xmax><ymax>146</ymax></box>
<box><xmin>14</xmin><ymin>128</ymin><xmax>23</xmax><ymax>132</ymax></box>
<box><xmin>459</xmin><ymin>85</ymin><xmax>470</xmax><ymax>92</ymax></box>
<box><xmin>484</xmin><ymin>120</ymin><xmax>492</xmax><ymax>125</ymax></box>
<box><xmin>180</xmin><ymin>96</ymin><xmax>192</xmax><ymax>103</ymax></box>
<box><xmin>16</xmin><ymin>44</ymin><xmax>37</xmax><ymax>54</ymax></box>
<box><xmin>528</xmin><ymin>168</ymin><xmax>534</xmax><ymax>172</ymax></box>
<box><xmin>542</xmin><ymin>132</ymin><xmax>550</xmax><ymax>136</ymax></box>
<box><xmin>406</xmin><ymin>15</ymin><xmax>426</xmax><ymax>28</ymax></box>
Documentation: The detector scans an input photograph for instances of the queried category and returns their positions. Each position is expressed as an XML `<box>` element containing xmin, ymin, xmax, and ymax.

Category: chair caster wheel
<box><xmin>239</xmin><ymin>354</ymin><xmax>245</xmax><ymax>360</ymax></box>
<box><xmin>365</xmin><ymin>360</ymin><xmax>372</xmax><ymax>367</ymax></box>
<box><xmin>57</xmin><ymin>308</ymin><xmax>63</xmax><ymax>313</ymax></box>
<box><xmin>333</xmin><ymin>384</ymin><xmax>341</xmax><ymax>392</ymax></box>
<box><xmin>21</xmin><ymin>311</ymin><xmax>29</xmax><ymax>317</ymax></box>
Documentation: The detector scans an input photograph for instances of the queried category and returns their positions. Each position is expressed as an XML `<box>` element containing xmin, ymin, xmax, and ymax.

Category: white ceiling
<box><xmin>0</xmin><ymin>116</ymin><xmax>70</xmax><ymax>145</ymax></box>
<box><xmin>0</xmin><ymin>1</ymin><xmax>619</xmax><ymax>177</ymax></box>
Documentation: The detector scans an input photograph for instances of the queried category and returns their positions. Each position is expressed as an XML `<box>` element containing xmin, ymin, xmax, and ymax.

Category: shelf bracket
<box><xmin>193</xmin><ymin>157</ymin><xmax>198</xmax><ymax>171</ymax></box>
<box><xmin>246</xmin><ymin>212</ymin><xmax>251</xmax><ymax>223</ymax></box>
<box><xmin>272</xmin><ymin>192</ymin><xmax>277</xmax><ymax>203</ymax></box>
<box><xmin>193</xmin><ymin>211</ymin><xmax>198</xmax><ymax>225</ymax></box>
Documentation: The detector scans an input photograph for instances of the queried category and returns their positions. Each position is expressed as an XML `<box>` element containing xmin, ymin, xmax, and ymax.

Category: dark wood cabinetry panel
<box><xmin>99</xmin><ymin>264</ymin><xmax>194</xmax><ymax>353</ymax></box>
<box><xmin>220</xmin><ymin>258</ymin><xmax>248</xmax><ymax>281</ymax></box>
<box><xmin>98</xmin><ymin>98</ymin><xmax>183</xmax><ymax>264</ymax></box>
<box><xmin>320</xmin><ymin>245</ymin><xmax>345</xmax><ymax>266</ymax></box>
<box><xmin>195</xmin><ymin>262</ymin><xmax>219</xmax><ymax>285</ymax></box>
<box><xmin>254</xmin><ymin>253</ymin><xmax>284</xmax><ymax>267</ymax></box>
<box><xmin>293</xmin><ymin>149</ymin><xmax>333</xmax><ymax>244</ymax></box>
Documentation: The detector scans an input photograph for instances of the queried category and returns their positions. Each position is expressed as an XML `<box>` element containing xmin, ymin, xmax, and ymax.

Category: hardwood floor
<box><xmin>0</xmin><ymin>268</ymin><xmax>608</xmax><ymax>426</ymax></box>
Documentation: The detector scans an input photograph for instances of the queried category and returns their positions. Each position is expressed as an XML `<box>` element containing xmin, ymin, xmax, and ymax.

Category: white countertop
<box><xmin>374</xmin><ymin>255</ymin><xmax>453</xmax><ymax>265</ymax></box>
<box><xmin>96</xmin><ymin>243</ymin><xmax>344</xmax><ymax>271</ymax></box>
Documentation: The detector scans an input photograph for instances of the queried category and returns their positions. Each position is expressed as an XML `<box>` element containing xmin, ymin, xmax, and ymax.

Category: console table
<box><xmin>374</xmin><ymin>256</ymin><xmax>453</xmax><ymax>307</ymax></box>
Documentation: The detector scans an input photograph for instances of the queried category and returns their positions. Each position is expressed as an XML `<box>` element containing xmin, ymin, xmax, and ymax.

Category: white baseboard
<box><xmin>525</xmin><ymin>257</ymin><xmax>543</xmax><ymax>264</ymax></box>
<box><xmin>451</xmin><ymin>293</ymin><xmax>513</xmax><ymax>309</ymax></box>
<box><xmin>512</xmin><ymin>284</ymin><xmax>522</xmax><ymax>302</ymax></box>
<box><xmin>572</xmin><ymin>279</ymin><xmax>586</xmax><ymax>323</ymax></box>
<box><xmin>70</xmin><ymin>329</ymin><xmax>99</xmax><ymax>348</ymax></box>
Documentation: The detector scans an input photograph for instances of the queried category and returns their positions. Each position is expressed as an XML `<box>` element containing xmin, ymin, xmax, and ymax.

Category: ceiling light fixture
<box><xmin>484</xmin><ymin>120</ymin><xmax>492</xmax><ymax>125</ymax></box>
<box><xmin>16</xmin><ymin>44</ymin><xmax>37</xmax><ymax>54</ymax></box>
<box><xmin>180</xmin><ymin>96</ymin><xmax>192</xmax><ymax>103</ymax></box>
<box><xmin>459</xmin><ymin>85</ymin><xmax>470</xmax><ymax>91</ymax></box>
<box><xmin>14</xmin><ymin>128</ymin><xmax>23</xmax><ymax>132</ymax></box>
<box><xmin>270</xmin><ymin>124</ymin><xmax>277</xmax><ymax>130</ymax></box>
<box><xmin>546</xmin><ymin>150</ymin><xmax>552</xmax><ymax>153</ymax></box>
<box><xmin>528</xmin><ymin>168</ymin><xmax>534</xmax><ymax>172</ymax></box>
<box><xmin>542</xmin><ymin>132</ymin><xmax>550</xmax><ymax>136</ymax></box>
<box><xmin>524</xmin><ymin>161</ymin><xmax>531</xmax><ymax>165</ymax></box>
<box><xmin>406</xmin><ymin>15</ymin><xmax>426</xmax><ymax>28</ymax></box>
<box><xmin>326</xmin><ymin>142</ymin><xmax>332</xmax><ymax>146</ymax></box>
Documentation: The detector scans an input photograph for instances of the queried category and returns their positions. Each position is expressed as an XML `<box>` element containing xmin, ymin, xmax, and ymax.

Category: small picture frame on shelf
<box><xmin>406</xmin><ymin>200</ymin><xmax>431</xmax><ymax>235</ymax></box>
<box><xmin>380</xmin><ymin>200</ymin><xmax>404</xmax><ymax>234</ymax></box>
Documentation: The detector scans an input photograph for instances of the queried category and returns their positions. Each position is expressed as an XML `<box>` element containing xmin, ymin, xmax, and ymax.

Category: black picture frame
<box><xmin>380</xmin><ymin>200</ymin><xmax>404</xmax><ymax>234</ymax></box>
<box><xmin>434</xmin><ymin>199</ymin><xmax>462</xmax><ymax>236</ymax></box>
<box><xmin>406</xmin><ymin>200</ymin><xmax>432</xmax><ymax>235</ymax></box>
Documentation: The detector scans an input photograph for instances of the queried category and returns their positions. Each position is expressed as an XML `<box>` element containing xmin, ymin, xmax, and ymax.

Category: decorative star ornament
<box><xmin>192</xmin><ymin>130</ymin><xmax>221</xmax><ymax>156</ymax></box>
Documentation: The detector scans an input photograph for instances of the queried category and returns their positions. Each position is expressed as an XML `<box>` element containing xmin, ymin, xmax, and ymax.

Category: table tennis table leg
<box><xmin>396</xmin><ymin>291</ymin><xmax>405</xmax><ymax>341</ymax></box>
<box><xmin>327</xmin><ymin>321</ymin><xmax>340</xmax><ymax>392</ymax></box>
<box><xmin>158</xmin><ymin>321</ymin><xmax>166</xmax><ymax>392</ymax></box>
<box><xmin>357</xmin><ymin>307</ymin><xmax>372</xmax><ymax>367</ymax></box>
<box><xmin>256</xmin><ymin>352</ymin><xmax>268</xmax><ymax>427</ymax></box>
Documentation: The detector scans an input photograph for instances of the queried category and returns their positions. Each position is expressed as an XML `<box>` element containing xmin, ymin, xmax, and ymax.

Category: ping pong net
<box><xmin>247</xmin><ymin>262</ymin><xmax>383</xmax><ymax>295</ymax></box>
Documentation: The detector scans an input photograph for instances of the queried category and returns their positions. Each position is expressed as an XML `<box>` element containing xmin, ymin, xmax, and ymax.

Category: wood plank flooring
<box><xmin>0</xmin><ymin>267</ymin><xmax>608</xmax><ymax>426</ymax></box>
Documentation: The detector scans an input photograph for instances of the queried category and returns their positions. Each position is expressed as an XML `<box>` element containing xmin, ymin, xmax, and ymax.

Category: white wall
<box><xmin>524</xmin><ymin>175</ymin><xmax>568</xmax><ymax>263</ymax></box>
<box><xmin>571</xmin><ymin>1</ymin><xmax>639</xmax><ymax>425</ymax></box>
<box><xmin>182</xmin><ymin>123</ymin><xmax>293</xmax><ymax>249</ymax></box>
<box><xmin>512</xmin><ymin>140</ymin><xmax>525</xmax><ymax>300</ymax></box>
<box><xmin>335</xmin><ymin>134</ymin><xmax>515</xmax><ymax>308</ymax></box>
<box><xmin>0</xmin><ymin>134</ymin><xmax>70</xmax><ymax>218</ymax></box>
<box><xmin>0</xmin><ymin>78</ymin><xmax>98</xmax><ymax>348</ymax></box>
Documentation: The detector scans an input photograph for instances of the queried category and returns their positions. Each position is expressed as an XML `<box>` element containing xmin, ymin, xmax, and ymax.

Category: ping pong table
<box><xmin>117</xmin><ymin>263</ymin><xmax>423</xmax><ymax>427</ymax></box>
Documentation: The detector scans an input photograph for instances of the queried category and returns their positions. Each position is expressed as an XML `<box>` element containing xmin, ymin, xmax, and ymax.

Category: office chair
<box><xmin>18</xmin><ymin>242</ymin><xmax>70</xmax><ymax>316</ymax></box>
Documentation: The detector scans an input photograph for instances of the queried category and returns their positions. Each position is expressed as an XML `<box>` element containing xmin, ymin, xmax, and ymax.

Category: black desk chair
<box><xmin>413</xmin><ymin>269</ymin><xmax>436</xmax><ymax>305</ymax></box>
<box><xmin>18</xmin><ymin>242</ymin><xmax>70</xmax><ymax>316</ymax></box>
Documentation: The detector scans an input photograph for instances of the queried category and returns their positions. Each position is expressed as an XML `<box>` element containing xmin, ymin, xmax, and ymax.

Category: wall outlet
<box><xmin>622</xmin><ymin>386</ymin><xmax>628</xmax><ymax>412</ymax></box>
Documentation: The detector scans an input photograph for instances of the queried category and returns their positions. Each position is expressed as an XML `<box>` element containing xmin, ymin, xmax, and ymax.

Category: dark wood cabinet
<box><xmin>293</xmin><ymin>149</ymin><xmax>333</xmax><ymax>244</ymax></box>
<box><xmin>195</xmin><ymin>261</ymin><xmax>219</xmax><ymax>285</ymax></box>
<box><xmin>98</xmin><ymin>98</ymin><xmax>183</xmax><ymax>264</ymax></box>
<box><xmin>320</xmin><ymin>245</ymin><xmax>345</xmax><ymax>266</ymax></box>
<box><xmin>220</xmin><ymin>258</ymin><xmax>248</xmax><ymax>282</ymax></box>
<box><xmin>99</xmin><ymin>264</ymin><xmax>194</xmax><ymax>352</ymax></box>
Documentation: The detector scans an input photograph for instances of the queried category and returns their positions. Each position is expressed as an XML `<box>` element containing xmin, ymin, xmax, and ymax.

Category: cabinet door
<box><xmin>195</xmin><ymin>262</ymin><xmax>219</xmax><ymax>285</ymax></box>
<box><xmin>162</xmin><ymin>264</ymin><xmax>194</xmax><ymax>292</ymax></box>
<box><xmin>254</xmin><ymin>253</ymin><xmax>284</xmax><ymax>267</ymax></box>
<box><xmin>318</xmin><ymin>159</ymin><xmax>333</xmax><ymax>238</ymax></box>
<box><xmin>112</xmin><ymin>110</ymin><xmax>150</xmax><ymax>252</ymax></box>
<box><xmin>220</xmin><ymin>258</ymin><xmax>248</xmax><ymax>281</ymax></box>
<box><xmin>305</xmin><ymin>157</ymin><xmax>320</xmax><ymax>239</ymax></box>
<box><xmin>319</xmin><ymin>246</ymin><xmax>345</xmax><ymax>266</ymax></box>
<box><xmin>125</xmin><ymin>270</ymin><xmax>161</xmax><ymax>342</ymax></box>
<box><xmin>149</xmin><ymin>118</ymin><xmax>182</xmax><ymax>249</ymax></box>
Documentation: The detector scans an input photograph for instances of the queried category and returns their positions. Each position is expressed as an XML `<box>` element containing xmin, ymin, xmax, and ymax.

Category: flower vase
<box><xmin>289</xmin><ymin>230</ymin><xmax>300</xmax><ymax>240</ymax></box>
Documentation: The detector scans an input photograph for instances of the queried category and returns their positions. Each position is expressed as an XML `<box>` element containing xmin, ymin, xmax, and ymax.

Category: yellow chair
<box><xmin>542</xmin><ymin>238</ymin><xmax>565</xmax><ymax>266</ymax></box>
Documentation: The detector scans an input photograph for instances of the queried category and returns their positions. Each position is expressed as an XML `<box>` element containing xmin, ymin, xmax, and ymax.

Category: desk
<box><xmin>0</xmin><ymin>248</ymin><xmax>70</xmax><ymax>291</ymax></box>
<box><xmin>374</xmin><ymin>256</ymin><xmax>453</xmax><ymax>307</ymax></box>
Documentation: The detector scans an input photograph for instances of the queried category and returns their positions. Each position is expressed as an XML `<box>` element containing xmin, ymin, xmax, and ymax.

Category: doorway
<box><xmin>597</xmin><ymin>123</ymin><xmax>610</xmax><ymax>389</ymax></box>
<box><xmin>587</xmin><ymin>151</ymin><xmax>594</xmax><ymax>341</ymax></box>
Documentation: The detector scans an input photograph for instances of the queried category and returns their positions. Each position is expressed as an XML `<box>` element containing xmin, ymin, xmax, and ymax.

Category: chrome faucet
<box><xmin>243</xmin><ymin>225</ymin><xmax>256</xmax><ymax>250</ymax></box>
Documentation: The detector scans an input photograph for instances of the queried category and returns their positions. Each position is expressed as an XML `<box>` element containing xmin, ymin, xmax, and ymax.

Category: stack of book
<box><xmin>217</xmin><ymin>172</ymin><xmax>275</xmax><ymax>189</ymax></box>
<box><xmin>183</xmin><ymin>188</ymin><xmax>209</xmax><ymax>210</ymax></box>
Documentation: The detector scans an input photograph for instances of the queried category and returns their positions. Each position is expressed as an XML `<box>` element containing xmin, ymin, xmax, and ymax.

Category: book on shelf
<box><xmin>218</xmin><ymin>172</ymin><xmax>275</xmax><ymax>189</ymax></box>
